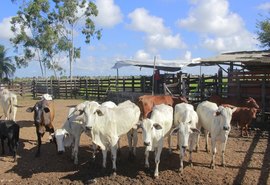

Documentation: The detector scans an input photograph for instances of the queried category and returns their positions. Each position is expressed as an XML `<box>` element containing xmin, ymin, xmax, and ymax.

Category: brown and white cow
<box><xmin>137</xmin><ymin>95</ymin><xmax>188</xmax><ymax>119</ymax></box>
<box><xmin>26</xmin><ymin>99</ymin><xmax>55</xmax><ymax>157</ymax></box>
<box><xmin>222</xmin><ymin>104</ymin><xmax>257</xmax><ymax>137</ymax></box>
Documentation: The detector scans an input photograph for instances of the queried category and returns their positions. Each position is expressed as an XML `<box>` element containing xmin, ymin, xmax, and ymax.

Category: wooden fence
<box><xmin>31</xmin><ymin>76</ymin><xmax>153</xmax><ymax>101</ymax></box>
<box><xmin>227</xmin><ymin>71</ymin><xmax>270</xmax><ymax>115</ymax></box>
<box><xmin>2</xmin><ymin>71</ymin><xmax>269</xmax><ymax>120</ymax></box>
<box><xmin>3</xmin><ymin>74</ymin><xmax>225</xmax><ymax>102</ymax></box>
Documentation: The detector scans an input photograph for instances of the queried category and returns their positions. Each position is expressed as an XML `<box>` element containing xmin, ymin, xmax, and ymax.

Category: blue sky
<box><xmin>0</xmin><ymin>0</ymin><xmax>269</xmax><ymax>78</ymax></box>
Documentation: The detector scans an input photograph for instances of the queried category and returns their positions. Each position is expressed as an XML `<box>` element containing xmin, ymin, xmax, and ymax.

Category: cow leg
<box><xmin>48</xmin><ymin>127</ymin><xmax>56</xmax><ymax>144</ymax></box>
<box><xmin>73</xmin><ymin>135</ymin><xmax>80</xmax><ymax>165</ymax></box>
<box><xmin>144</xmin><ymin>149</ymin><xmax>150</xmax><ymax>169</ymax></box>
<box><xmin>179</xmin><ymin>147</ymin><xmax>185</xmax><ymax>173</ymax></box>
<box><xmin>132</xmin><ymin>129</ymin><xmax>138</xmax><ymax>157</ymax></box>
<box><xmin>205</xmin><ymin>131</ymin><xmax>210</xmax><ymax>153</ymax></box>
<box><xmin>188</xmin><ymin>133</ymin><xmax>196</xmax><ymax>167</ymax></box>
<box><xmin>245</xmin><ymin>125</ymin><xmax>249</xmax><ymax>137</ymax></box>
<box><xmin>154</xmin><ymin>147</ymin><xmax>162</xmax><ymax>178</ymax></box>
<box><xmin>91</xmin><ymin>143</ymin><xmax>97</xmax><ymax>161</ymax></box>
<box><xmin>221</xmin><ymin>137</ymin><xmax>229</xmax><ymax>167</ymax></box>
<box><xmin>177</xmin><ymin>132</ymin><xmax>180</xmax><ymax>150</ymax></box>
<box><xmin>1</xmin><ymin>138</ymin><xmax>5</xmax><ymax>155</ymax></box>
<box><xmin>111</xmin><ymin>145</ymin><xmax>117</xmax><ymax>175</ymax></box>
<box><xmin>102</xmin><ymin>149</ymin><xmax>107</xmax><ymax>169</ymax></box>
<box><xmin>10</xmin><ymin>138</ymin><xmax>17</xmax><ymax>162</ymax></box>
<box><xmin>240</xmin><ymin>127</ymin><xmax>244</xmax><ymax>137</ymax></box>
<box><xmin>210</xmin><ymin>139</ymin><xmax>217</xmax><ymax>169</ymax></box>
<box><xmin>168</xmin><ymin>133</ymin><xmax>172</xmax><ymax>154</ymax></box>
<box><xmin>117</xmin><ymin>139</ymin><xmax>121</xmax><ymax>158</ymax></box>
<box><xmin>35</xmin><ymin>128</ymin><xmax>41</xmax><ymax>157</ymax></box>
<box><xmin>127</xmin><ymin>131</ymin><xmax>133</xmax><ymax>160</ymax></box>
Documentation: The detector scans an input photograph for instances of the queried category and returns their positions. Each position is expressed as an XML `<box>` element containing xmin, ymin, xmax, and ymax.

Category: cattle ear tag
<box><xmin>153</xmin><ymin>123</ymin><xmax>162</xmax><ymax>130</ymax></box>
<box><xmin>95</xmin><ymin>109</ymin><xmax>104</xmax><ymax>116</ymax></box>
<box><xmin>26</xmin><ymin>107</ymin><xmax>34</xmax><ymax>112</ymax></box>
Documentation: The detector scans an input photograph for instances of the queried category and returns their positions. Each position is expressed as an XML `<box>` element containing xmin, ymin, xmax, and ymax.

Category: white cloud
<box><xmin>0</xmin><ymin>17</ymin><xmax>13</xmax><ymax>40</ymax></box>
<box><xmin>134</xmin><ymin>50</ymin><xmax>151</xmax><ymax>60</ymax></box>
<box><xmin>257</xmin><ymin>2</ymin><xmax>270</xmax><ymax>11</ymax></box>
<box><xmin>128</xmin><ymin>8</ymin><xmax>186</xmax><ymax>54</ymax></box>
<box><xmin>178</xmin><ymin>0</ymin><xmax>257</xmax><ymax>52</ymax></box>
<box><xmin>94</xmin><ymin>0</ymin><xmax>123</xmax><ymax>28</ymax></box>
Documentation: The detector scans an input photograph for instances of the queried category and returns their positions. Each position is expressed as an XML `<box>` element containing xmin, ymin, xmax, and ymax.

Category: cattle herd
<box><xmin>0</xmin><ymin>88</ymin><xmax>260</xmax><ymax>178</ymax></box>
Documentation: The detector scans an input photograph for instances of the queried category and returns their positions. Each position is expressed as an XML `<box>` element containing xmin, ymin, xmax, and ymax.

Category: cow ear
<box><xmin>26</xmin><ymin>107</ymin><xmax>34</xmax><ymax>112</ymax></box>
<box><xmin>191</xmin><ymin>128</ymin><xmax>201</xmax><ymax>134</ymax></box>
<box><xmin>44</xmin><ymin>107</ymin><xmax>50</xmax><ymax>113</ymax></box>
<box><xmin>214</xmin><ymin>111</ymin><xmax>221</xmax><ymax>116</ymax></box>
<box><xmin>135</xmin><ymin>122</ymin><xmax>142</xmax><ymax>129</ymax></box>
<box><xmin>170</xmin><ymin>126</ymin><xmax>179</xmax><ymax>135</ymax></box>
<box><xmin>232</xmin><ymin>107</ymin><xmax>237</xmax><ymax>113</ymax></box>
<box><xmin>95</xmin><ymin>109</ymin><xmax>104</xmax><ymax>116</ymax></box>
<box><xmin>78</xmin><ymin>110</ymin><xmax>84</xmax><ymax>115</ymax></box>
<box><xmin>153</xmin><ymin>123</ymin><xmax>162</xmax><ymax>130</ymax></box>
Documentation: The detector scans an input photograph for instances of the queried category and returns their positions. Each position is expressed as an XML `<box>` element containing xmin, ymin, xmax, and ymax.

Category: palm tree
<box><xmin>0</xmin><ymin>45</ymin><xmax>16</xmax><ymax>81</ymax></box>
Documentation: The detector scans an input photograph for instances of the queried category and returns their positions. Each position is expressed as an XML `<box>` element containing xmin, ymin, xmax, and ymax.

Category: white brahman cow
<box><xmin>139</xmin><ymin>104</ymin><xmax>173</xmax><ymax>178</ymax></box>
<box><xmin>118</xmin><ymin>100</ymin><xmax>138</xmax><ymax>160</ymax></box>
<box><xmin>83</xmin><ymin>100</ymin><xmax>140</xmax><ymax>175</ymax></box>
<box><xmin>196</xmin><ymin>101</ymin><xmax>237</xmax><ymax>169</ymax></box>
<box><xmin>0</xmin><ymin>88</ymin><xmax>17</xmax><ymax>121</ymax></box>
<box><xmin>171</xmin><ymin>102</ymin><xmax>200</xmax><ymax>172</ymax></box>
<box><xmin>55</xmin><ymin>101</ymin><xmax>117</xmax><ymax>165</ymax></box>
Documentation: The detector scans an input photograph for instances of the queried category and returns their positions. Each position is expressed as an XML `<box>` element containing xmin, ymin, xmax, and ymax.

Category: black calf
<box><xmin>0</xmin><ymin>120</ymin><xmax>20</xmax><ymax>161</ymax></box>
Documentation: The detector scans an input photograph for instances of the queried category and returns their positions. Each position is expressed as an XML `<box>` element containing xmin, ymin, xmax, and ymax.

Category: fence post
<box><xmin>32</xmin><ymin>79</ymin><xmax>36</xmax><ymax>99</ymax></box>
<box><xmin>98</xmin><ymin>79</ymin><xmax>100</xmax><ymax>100</ymax></box>
<box><xmin>236</xmin><ymin>72</ymin><xmax>240</xmax><ymax>99</ymax></box>
<box><xmin>262</xmin><ymin>77</ymin><xmax>266</xmax><ymax>121</ymax></box>
<box><xmin>123</xmin><ymin>77</ymin><xmax>126</xmax><ymax>92</ymax></box>
<box><xmin>132</xmin><ymin>76</ymin><xmax>135</xmax><ymax>92</ymax></box>
<box><xmin>20</xmin><ymin>82</ymin><xmax>23</xmax><ymax>96</ymax></box>
<box><xmin>50</xmin><ymin>78</ymin><xmax>53</xmax><ymax>96</ymax></box>
<box><xmin>218</xmin><ymin>69</ymin><xmax>223</xmax><ymax>95</ymax></box>
<box><xmin>74</xmin><ymin>78</ymin><xmax>77</xmax><ymax>99</ymax></box>
<box><xmin>200</xmin><ymin>74</ymin><xmax>205</xmax><ymax>101</ymax></box>
<box><xmin>141</xmin><ymin>76</ymin><xmax>145</xmax><ymax>93</ymax></box>
<box><xmin>65</xmin><ymin>79</ymin><xmax>68</xmax><ymax>99</ymax></box>
<box><xmin>85</xmin><ymin>79</ymin><xmax>89</xmax><ymax>99</ymax></box>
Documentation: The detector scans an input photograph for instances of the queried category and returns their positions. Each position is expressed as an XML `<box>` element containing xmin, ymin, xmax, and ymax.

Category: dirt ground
<box><xmin>0</xmin><ymin>97</ymin><xmax>269</xmax><ymax>185</ymax></box>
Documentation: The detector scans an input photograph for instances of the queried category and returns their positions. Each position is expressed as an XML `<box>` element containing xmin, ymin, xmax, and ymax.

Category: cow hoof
<box><xmin>178</xmin><ymin>168</ymin><xmax>183</xmax><ymax>173</ymax></box>
<box><xmin>222</xmin><ymin>163</ymin><xmax>226</xmax><ymax>167</ymax></box>
<box><xmin>210</xmin><ymin>164</ymin><xmax>215</xmax><ymax>169</ymax></box>
<box><xmin>112</xmin><ymin>169</ymin><xmax>117</xmax><ymax>176</ymax></box>
<box><xmin>154</xmin><ymin>175</ymin><xmax>159</xmax><ymax>179</ymax></box>
<box><xmin>145</xmin><ymin>166</ymin><xmax>150</xmax><ymax>172</ymax></box>
<box><xmin>189</xmin><ymin>162</ymin><xmax>193</xmax><ymax>167</ymax></box>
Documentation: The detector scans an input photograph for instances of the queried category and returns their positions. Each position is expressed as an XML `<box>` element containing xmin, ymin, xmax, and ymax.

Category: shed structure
<box><xmin>198</xmin><ymin>50</ymin><xmax>270</xmax><ymax>119</ymax></box>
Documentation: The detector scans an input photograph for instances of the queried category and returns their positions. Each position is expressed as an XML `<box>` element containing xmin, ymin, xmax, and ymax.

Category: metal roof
<box><xmin>112</xmin><ymin>58</ymin><xmax>201</xmax><ymax>72</ymax></box>
<box><xmin>195</xmin><ymin>50</ymin><xmax>270</xmax><ymax>70</ymax></box>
